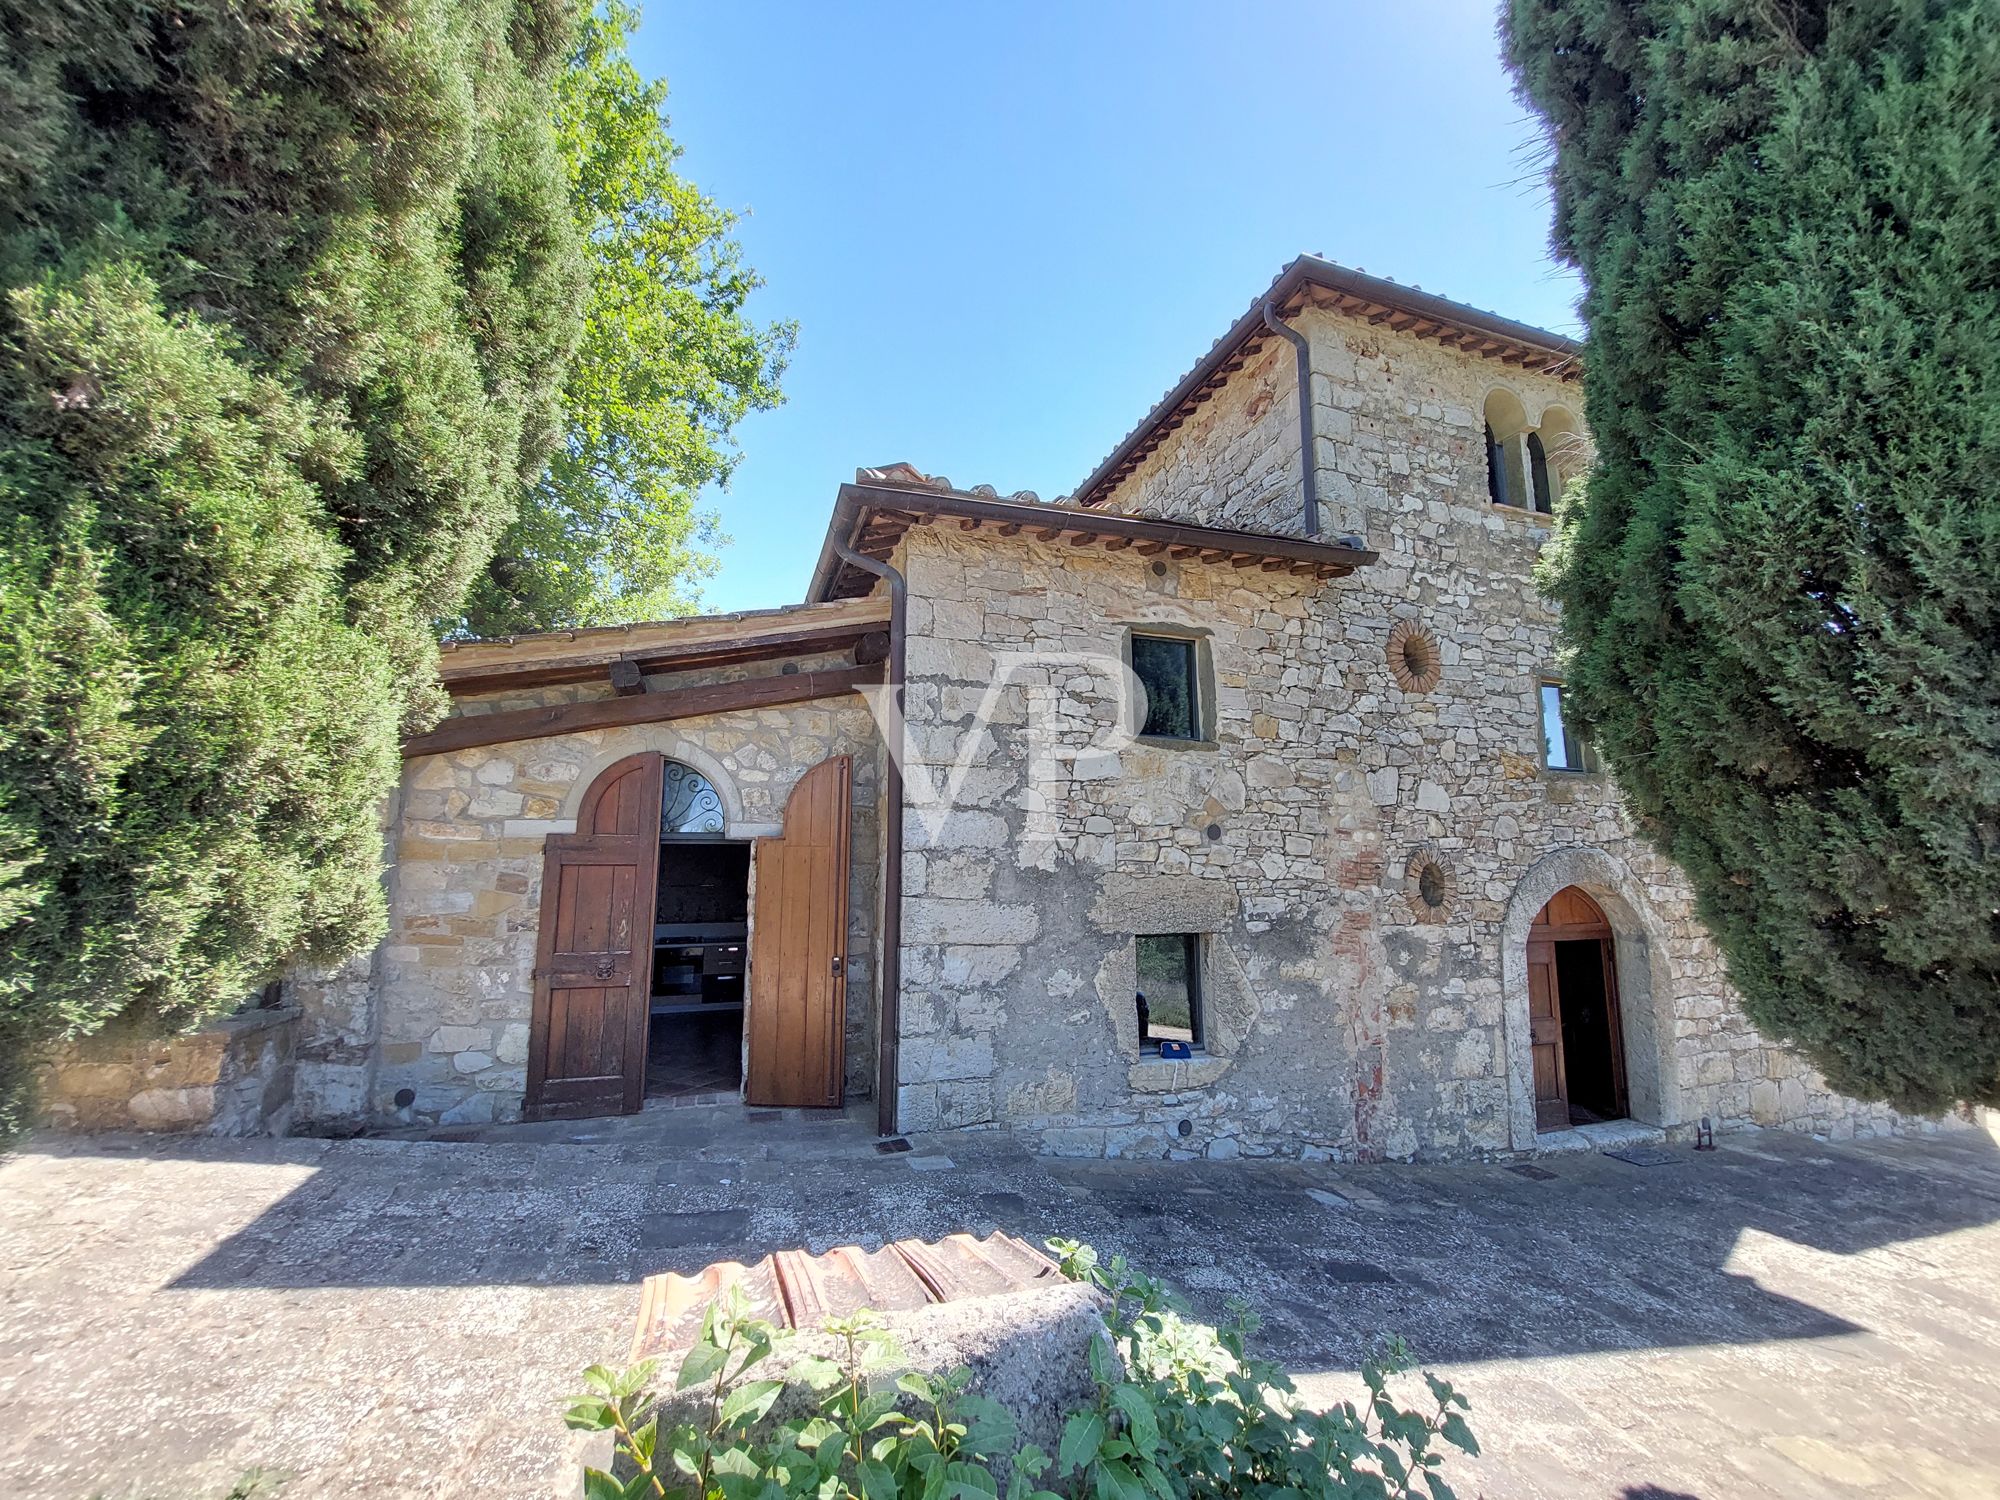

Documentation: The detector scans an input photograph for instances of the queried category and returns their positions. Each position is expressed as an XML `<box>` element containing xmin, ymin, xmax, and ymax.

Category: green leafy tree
<box><xmin>0</xmin><ymin>0</ymin><xmax>585</xmax><ymax>1131</ymax></box>
<box><xmin>459</xmin><ymin>0</ymin><xmax>793</xmax><ymax>636</ymax></box>
<box><xmin>1504</xmin><ymin>0</ymin><xmax>2000</xmax><ymax>1109</ymax></box>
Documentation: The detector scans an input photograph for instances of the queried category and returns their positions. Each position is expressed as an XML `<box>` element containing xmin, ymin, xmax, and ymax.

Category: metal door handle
<box><xmin>831</xmin><ymin>955</ymin><xmax>845</xmax><ymax>977</ymax></box>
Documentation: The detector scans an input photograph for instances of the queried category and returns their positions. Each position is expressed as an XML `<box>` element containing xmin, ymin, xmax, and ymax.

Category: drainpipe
<box><xmin>1261</xmin><ymin>298</ymin><xmax>1321</xmax><ymax>537</ymax></box>
<box><xmin>832</xmin><ymin>536</ymin><xmax>907</xmax><ymax>1137</ymax></box>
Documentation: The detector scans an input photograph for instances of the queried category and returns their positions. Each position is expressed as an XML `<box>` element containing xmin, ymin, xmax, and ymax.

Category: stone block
<box><xmin>495</xmin><ymin>1023</ymin><xmax>531</xmax><ymax>1066</ymax></box>
<box><xmin>439</xmin><ymin>1091</ymin><xmax>500</xmax><ymax>1127</ymax></box>
<box><xmin>937</xmin><ymin>1079</ymin><xmax>995</xmax><ymax>1129</ymax></box>
<box><xmin>900</xmin><ymin>1035</ymin><xmax>997</xmax><ymax>1084</ymax></box>
<box><xmin>427</xmin><ymin>1025</ymin><xmax>492</xmax><ymax>1053</ymax></box>
<box><xmin>127</xmin><ymin>1086</ymin><xmax>217</xmax><ymax>1129</ymax></box>
<box><xmin>898</xmin><ymin>1083</ymin><xmax>942</xmax><ymax>1133</ymax></box>
<box><xmin>904</xmin><ymin>899</ymin><xmax>1037</xmax><ymax>946</ymax></box>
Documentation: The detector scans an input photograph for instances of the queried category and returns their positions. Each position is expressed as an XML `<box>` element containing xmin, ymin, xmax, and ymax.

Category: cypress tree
<box><xmin>0</xmin><ymin>0</ymin><xmax>585</xmax><ymax>1128</ymax></box>
<box><xmin>1504</xmin><ymin>0</ymin><xmax>2000</xmax><ymax>1110</ymax></box>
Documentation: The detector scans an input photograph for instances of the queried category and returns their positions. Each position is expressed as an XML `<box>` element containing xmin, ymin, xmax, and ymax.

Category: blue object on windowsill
<box><xmin>1158</xmin><ymin>1040</ymin><xmax>1192</xmax><ymax>1060</ymax></box>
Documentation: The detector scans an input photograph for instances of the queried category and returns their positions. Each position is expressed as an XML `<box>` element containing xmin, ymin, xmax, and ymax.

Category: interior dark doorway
<box><xmin>649</xmin><ymin>838</ymin><xmax>750</xmax><ymax>1103</ymax></box>
<box><xmin>1526</xmin><ymin>885</ymin><xmax>1629</xmax><ymax>1131</ymax></box>
<box><xmin>1554</xmin><ymin>938</ymin><xmax>1622</xmax><ymax>1123</ymax></box>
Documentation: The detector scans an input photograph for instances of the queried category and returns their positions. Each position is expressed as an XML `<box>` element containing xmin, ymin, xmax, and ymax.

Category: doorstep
<box><xmin>1534</xmin><ymin>1118</ymin><xmax>1668</xmax><ymax>1155</ymax></box>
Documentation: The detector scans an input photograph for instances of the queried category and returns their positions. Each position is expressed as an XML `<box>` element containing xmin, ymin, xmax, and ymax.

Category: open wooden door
<box><xmin>1527</xmin><ymin>885</ymin><xmax>1626</xmax><ymax>1132</ymax></box>
<box><xmin>746</xmin><ymin>755</ymin><xmax>851</xmax><ymax>1107</ymax></box>
<box><xmin>1526</xmin><ymin>934</ymin><xmax>1568</xmax><ymax>1131</ymax></box>
<box><xmin>525</xmin><ymin>754</ymin><xmax>663</xmax><ymax>1120</ymax></box>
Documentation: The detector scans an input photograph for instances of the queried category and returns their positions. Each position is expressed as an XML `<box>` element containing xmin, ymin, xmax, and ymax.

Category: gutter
<box><xmin>830</xmin><ymin>531</ymin><xmax>908</xmax><ymax>1137</ymax></box>
<box><xmin>1260</xmin><ymin>298</ymin><xmax>1319</xmax><ymax>537</ymax></box>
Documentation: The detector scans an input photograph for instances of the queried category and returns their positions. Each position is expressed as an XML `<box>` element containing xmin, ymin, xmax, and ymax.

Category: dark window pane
<box><xmin>1528</xmin><ymin>432</ymin><xmax>1553</xmax><ymax>513</ymax></box>
<box><xmin>1136</xmin><ymin>934</ymin><xmax>1202</xmax><ymax>1049</ymax></box>
<box><xmin>1132</xmin><ymin>635</ymin><xmax>1197</xmax><ymax>740</ymax></box>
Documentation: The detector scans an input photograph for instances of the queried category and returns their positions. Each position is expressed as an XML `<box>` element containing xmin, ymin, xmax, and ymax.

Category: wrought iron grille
<box><xmin>661</xmin><ymin>760</ymin><xmax>726</xmax><ymax>837</ymax></box>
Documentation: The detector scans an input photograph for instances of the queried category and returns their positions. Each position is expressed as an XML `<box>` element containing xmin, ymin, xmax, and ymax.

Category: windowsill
<box><xmin>1540</xmin><ymin>766</ymin><xmax>1605</xmax><ymax>782</ymax></box>
<box><xmin>1134</xmin><ymin>1048</ymin><xmax>1207</xmax><ymax>1065</ymax></box>
<box><xmin>1490</xmin><ymin>503</ymin><xmax>1555</xmax><ymax>524</ymax></box>
<box><xmin>1133</xmin><ymin>734</ymin><xmax>1219</xmax><ymax>752</ymax></box>
<box><xmin>1128</xmin><ymin>1054</ymin><xmax>1231</xmax><ymax>1094</ymax></box>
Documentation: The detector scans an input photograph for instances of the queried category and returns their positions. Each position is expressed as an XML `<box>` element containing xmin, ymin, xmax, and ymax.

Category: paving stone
<box><xmin>1</xmin><ymin>1114</ymin><xmax>1997</xmax><ymax>1500</ymax></box>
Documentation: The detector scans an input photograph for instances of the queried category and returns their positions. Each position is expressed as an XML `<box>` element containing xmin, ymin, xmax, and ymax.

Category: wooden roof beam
<box><xmin>407</xmin><ymin>664</ymin><xmax>885</xmax><ymax>759</ymax></box>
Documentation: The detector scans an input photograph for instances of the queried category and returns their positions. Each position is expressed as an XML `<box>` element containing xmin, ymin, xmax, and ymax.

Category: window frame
<box><xmin>1485</xmin><ymin>422</ymin><xmax>1509</xmax><ymax>507</ymax></box>
<box><xmin>1538</xmin><ymin>679</ymin><xmax>1599</xmax><ymax>775</ymax></box>
<box><xmin>1135</xmin><ymin>932</ymin><xmax>1205</xmax><ymax>1055</ymax></box>
<box><xmin>1122</xmin><ymin>624</ymin><xmax>1216</xmax><ymax>748</ymax></box>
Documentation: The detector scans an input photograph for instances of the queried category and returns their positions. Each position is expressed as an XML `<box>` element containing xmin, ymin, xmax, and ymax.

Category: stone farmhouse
<box><xmin>45</xmin><ymin>257</ymin><xmax>1941</xmax><ymax>1158</ymax></box>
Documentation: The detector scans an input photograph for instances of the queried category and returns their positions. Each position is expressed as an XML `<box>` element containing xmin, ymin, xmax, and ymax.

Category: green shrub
<box><xmin>565</xmin><ymin>1242</ymin><xmax>1476</xmax><ymax>1500</ymax></box>
<box><xmin>1502</xmin><ymin>0</ymin><xmax>2000</xmax><ymax>1108</ymax></box>
<box><xmin>565</xmin><ymin>1287</ymin><xmax>1029</xmax><ymax>1500</ymax></box>
<box><xmin>1048</xmin><ymin>1240</ymin><xmax>1476</xmax><ymax>1500</ymax></box>
<box><xmin>0</xmin><ymin>0</ymin><xmax>583</xmax><ymax>1094</ymax></box>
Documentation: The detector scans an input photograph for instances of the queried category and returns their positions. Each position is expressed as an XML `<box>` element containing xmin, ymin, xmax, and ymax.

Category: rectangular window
<box><xmin>1130</xmin><ymin>633</ymin><xmax>1200</xmax><ymax>741</ymax></box>
<box><xmin>1540</xmin><ymin>681</ymin><xmax>1596</xmax><ymax>773</ymax></box>
<box><xmin>1136</xmin><ymin>933</ymin><xmax>1203</xmax><ymax>1052</ymax></box>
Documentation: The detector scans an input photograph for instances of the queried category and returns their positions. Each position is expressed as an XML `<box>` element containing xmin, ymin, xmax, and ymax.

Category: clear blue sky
<box><xmin>633</xmin><ymin>0</ymin><xmax>1582</xmax><ymax>615</ymax></box>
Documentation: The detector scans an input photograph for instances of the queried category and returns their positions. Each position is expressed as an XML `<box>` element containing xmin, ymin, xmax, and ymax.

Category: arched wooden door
<box><xmin>525</xmin><ymin>753</ymin><xmax>663</xmax><ymax>1119</ymax></box>
<box><xmin>1527</xmin><ymin>885</ymin><xmax>1626</xmax><ymax>1130</ymax></box>
<box><xmin>746</xmin><ymin>755</ymin><xmax>852</xmax><ymax>1107</ymax></box>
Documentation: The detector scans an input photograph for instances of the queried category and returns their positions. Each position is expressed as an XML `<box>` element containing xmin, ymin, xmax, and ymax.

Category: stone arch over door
<box><xmin>1500</xmin><ymin>847</ymin><xmax>1681</xmax><ymax>1149</ymax></box>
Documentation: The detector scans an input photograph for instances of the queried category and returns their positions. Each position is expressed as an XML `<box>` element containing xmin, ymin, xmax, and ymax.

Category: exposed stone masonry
<box><xmin>887</xmin><ymin>305</ymin><xmax>1943</xmax><ymax>1159</ymax></box>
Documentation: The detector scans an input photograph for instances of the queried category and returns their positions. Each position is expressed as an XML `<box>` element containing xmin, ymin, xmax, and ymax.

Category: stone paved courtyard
<box><xmin>2</xmin><ymin>1112</ymin><xmax>1998</xmax><ymax>1499</ymax></box>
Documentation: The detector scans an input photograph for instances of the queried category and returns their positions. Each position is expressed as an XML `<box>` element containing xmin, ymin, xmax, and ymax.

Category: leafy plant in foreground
<box><xmin>1047</xmin><ymin>1239</ymin><xmax>1476</xmax><ymax>1500</ymax></box>
<box><xmin>564</xmin><ymin>1286</ymin><xmax>1031</xmax><ymax>1500</ymax></box>
<box><xmin>567</xmin><ymin>1244</ymin><xmax>1477</xmax><ymax>1500</ymax></box>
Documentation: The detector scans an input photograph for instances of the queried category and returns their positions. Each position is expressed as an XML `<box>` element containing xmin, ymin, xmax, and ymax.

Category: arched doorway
<box><xmin>524</xmin><ymin>750</ymin><xmax>852</xmax><ymax>1120</ymax></box>
<box><xmin>650</xmin><ymin>758</ymin><xmax>751</xmax><ymax>1105</ymax></box>
<box><xmin>1527</xmin><ymin>886</ymin><xmax>1628</xmax><ymax>1131</ymax></box>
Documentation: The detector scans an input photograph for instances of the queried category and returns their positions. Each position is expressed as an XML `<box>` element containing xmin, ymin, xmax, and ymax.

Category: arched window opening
<box><xmin>1482</xmin><ymin>389</ymin><xmax>1530</xmax><ymax>509</ymax></box>
<box><xmin>1539</xmin><ymin>406</ymin><xmax>1583</xmax><ymax>504</ymax></box>
<box><xmin>1527</xmin><ymin>432</ymin><xmax>1553</xmax><ymax>514</ymax></box>
<box><xmin>661</xmin><ymin>759</ymin><xmax>727</xmax><ymax>838</ymax></box>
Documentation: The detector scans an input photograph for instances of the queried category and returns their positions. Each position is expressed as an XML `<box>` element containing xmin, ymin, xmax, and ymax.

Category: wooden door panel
<box><xmin>746</xmin><ymin>756</ymin><xmax>851</xmax><ymax>1108</ymax></box>
<box><xmin>526</xmin><ymin>757</ymin><xmax>663</xmax><ymax>1120</ymax></box>
<box><xmin>1599</xmin><ymin>938</ymin><xmax>1629</xmax><ymax>1117</ymax></box>
<box><xmin>1527</xmin><ymin>935</ymin><xmax>1568</xmax><ymax>1131</ymax></box>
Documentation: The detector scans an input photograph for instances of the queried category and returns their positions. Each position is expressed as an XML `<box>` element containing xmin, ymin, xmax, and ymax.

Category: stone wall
<box><xmin>37</xmin><ymin>1006</ymin><xmax>299</xmax><ymax>1135</ymax></box>
<box><xmin>887</xmin><ymin>304</ymin><xmax>1947</xmax><ymax>1159</ymax></box>
<box><xmin>302</xmin><ymin>662</ymin><xmax>883</xmax><ymax>1129</ymax></box>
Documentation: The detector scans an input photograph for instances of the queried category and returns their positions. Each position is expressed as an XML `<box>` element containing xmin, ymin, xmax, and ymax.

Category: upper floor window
<box><xmin>1540</xmin><ymin>681</ymin><xmax>1598</xmax><ymax>773</ymax></box>
<box><xmin>1485</xmin><ymin>391</ymin><xmax>1576</xmax><ymax>516</ymax></box>
<box><xmin>1527</xmin><ymin>432</ymin><xmax>1553</xmax><ymax>513</ymax></box>
<box><xmin>1127</xmin><ymin>629</ymin><xmax>1207</xmax><ymax>742</ymax></box>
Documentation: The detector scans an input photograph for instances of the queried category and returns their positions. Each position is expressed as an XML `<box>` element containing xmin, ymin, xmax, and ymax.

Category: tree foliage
<box><xmin>458</xmin><ymin>0</ymin><xmax>792</xmax><ymax>636</ymax></box>
<box><xmin>0</xmin><ymin>0</ymin><xmax>585</xmax><ymax>1102</ymax></box>
<box><xmin>1504</xmin><ymin>0</ymin><xmax>2000</xmax><ymax>1109</ymax></box>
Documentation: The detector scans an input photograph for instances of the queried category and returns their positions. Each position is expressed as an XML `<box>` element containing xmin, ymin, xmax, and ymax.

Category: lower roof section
<box><xmin>438</xmin><ymin>596</ymin><xmax>891</xmax><ymax>697</ymax></box>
